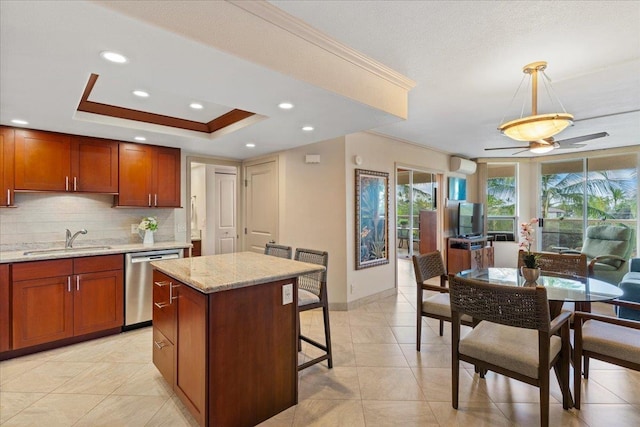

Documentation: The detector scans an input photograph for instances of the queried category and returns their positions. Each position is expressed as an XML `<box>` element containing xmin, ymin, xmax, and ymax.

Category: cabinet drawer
<box><xmin>153</xmin><ymin>328</ymin><xmax>174</xmax><ymax>386</ymax></box>
<box><xmin>12</xmin><ymin>259</ymin><xmax>73</xmax><ymax>281</ymax></box>
<box><xmin>153</xmin><ymin>270</ymin><xmax>177</xmax><ymax>343</ymax></box>
<box><xmin>74</xmin><ymin>254</ymin><xmax>123</xmax><ymax>274</ymax></box>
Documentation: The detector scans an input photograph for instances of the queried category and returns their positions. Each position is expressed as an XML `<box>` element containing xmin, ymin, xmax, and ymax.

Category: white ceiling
<box><xmin>1</xmin><ymin>1</ymin><xmax>639</xmax><ymax>160</ymax></box>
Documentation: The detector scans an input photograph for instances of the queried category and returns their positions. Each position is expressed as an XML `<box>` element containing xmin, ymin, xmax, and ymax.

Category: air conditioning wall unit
<box><xmin>450</xmin><ymin>156</ymin><xmax>477</xmax><ymax>175</ymax></box>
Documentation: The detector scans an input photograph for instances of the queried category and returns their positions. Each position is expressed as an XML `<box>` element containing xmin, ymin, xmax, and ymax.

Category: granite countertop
<box><xmin>0</xmin><ymin>241</ymin><xmax>192</xmax><ymax>264</ymax></box>
<box><xmin>151</xmin><ymin>251</ymin><xmax>325</xmax><ymax>294</ymax></box>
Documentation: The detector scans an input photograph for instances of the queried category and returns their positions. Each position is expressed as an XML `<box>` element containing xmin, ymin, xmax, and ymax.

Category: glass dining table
<box><xmin>456</xmin><ymin>267</ymin><xmax>623</xmax><ymax>318</ymax></box>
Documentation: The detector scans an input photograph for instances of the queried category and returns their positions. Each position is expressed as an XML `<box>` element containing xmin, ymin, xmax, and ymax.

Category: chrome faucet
<box><xmin>65</xmin><ymin>229</ymin><xmax>87</xmax><ymax>248</ymax></box>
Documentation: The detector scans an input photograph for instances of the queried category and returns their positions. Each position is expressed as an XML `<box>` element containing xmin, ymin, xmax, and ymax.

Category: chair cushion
<box><xmin>298</xmin><ymin>289</ymin><xmax>320</xmax><ymax>306</ymax></box>
<box><xmin>582</xmin><ymin>320</ymin><xmax>640</xmax><ymax>365</ymax></box>
<box><xmin>621</xmin><ymin>272</ymin><xmax>640</xmax><ymax>283</ymax></box>
<box><xmin>459</xmin><ymin>321</ymin><xmax>562</xmax><ymax>378</ymax></box>
<box><xmin>592</xmin><ymin>261</ymin><xmax>619</xmax><ymax>272</ymax></box>
<box><xmin>422</xmin><ymin>293</ymin><xmax>472</xmax><ymax>322</ymax></box>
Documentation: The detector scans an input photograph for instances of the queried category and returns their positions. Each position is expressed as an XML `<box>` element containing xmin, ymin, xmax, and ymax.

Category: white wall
<box><xmin>277</xmin><ymin>137</ymin><xmax>348</xmax><ymax>306</ymax></box>
<box><xmin>344</xmin><ymin>132</ymin><xmax>451</xmax><ymax>306</ymax></box>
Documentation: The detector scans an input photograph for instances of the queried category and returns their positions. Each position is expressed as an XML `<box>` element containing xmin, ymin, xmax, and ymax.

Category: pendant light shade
<box><xmin>499</xmin><ymin>113</ymin><xmax>574</xmax><ymax>141</ymax></box>
<box><xmin>498</xmin><ymin>61</ymin><xmax>573</xmax><ymax>142</ymax></box>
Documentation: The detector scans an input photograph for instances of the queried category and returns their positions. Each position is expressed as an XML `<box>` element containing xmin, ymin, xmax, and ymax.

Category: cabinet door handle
<box><xmin>67</xmin><ymin>276</ymin><xmax>71</xmax><ymax>292</ymax></box>
<box><xmin>154</xmin><ymin>302</ymin><xmax>169</xmax><ymax>309</ymax></box>
<box><xmin>65</xmin><ymin>176</ymin><xmax>69</xmax><ymax>191</ymax></box>
<box><xmin>76</xmin><ymin>276</ymin><xmax>80</xmax><ymax>291</ymax></box>
<box><xmin>154</xmin><ymin>340</ymin><xmax>167</xmax><ymax>349</ymax></box>
<box><xmin>169</xmin><ymin>283</ymin><xmax>180</xmax><ymax>303</ymax></box>
<box><xmin>148</xmin><ymin>193</ymin><xmax>151</xmax><ymax>207</ymax></box>
<box><xmin>73</xmin><ymin>177</ymin><xmax>77</xmax><ymax>191</ymax></box>
<box><xmin>6</xmin><ymin>189</ymin><xmax>10</xmax><ymax>206</ymax></box>
<box><xmin>154</xmin><ymin>193</ymin><xmax>158</xmax><ymax>206</ymax></box>
<box><xmin>154</xmin><ymin>281</ymin><xmax>170</xmax><ymax>287</ymax></box>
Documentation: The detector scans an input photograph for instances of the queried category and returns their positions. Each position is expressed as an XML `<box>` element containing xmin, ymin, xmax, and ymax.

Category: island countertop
<box><xmin>150</xmin><ymin>251</ymin><xmax>324</xmax><ymax>294</ymax></box>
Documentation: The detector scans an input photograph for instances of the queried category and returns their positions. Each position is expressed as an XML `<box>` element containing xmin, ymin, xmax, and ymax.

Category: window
<box><xmin>486</xmin><ymin>164</ymin><xmax>517</xmax><ymax>241</ymax></box>
<box><xmin>540</xmin><ymin>154</ymin><xmax>637</xmax><ymax>256</ymax></box>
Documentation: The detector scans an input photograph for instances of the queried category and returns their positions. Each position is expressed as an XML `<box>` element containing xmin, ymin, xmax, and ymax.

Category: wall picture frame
<box><xmin>355</xmin><ymin>168</ymin><xmax>389</xmax><ymax>270</ymax></box>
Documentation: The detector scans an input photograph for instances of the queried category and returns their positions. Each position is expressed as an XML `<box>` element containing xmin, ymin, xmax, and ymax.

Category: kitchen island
<box><xmin>150</xmin><ymin>251</ymin><xmax>325</xmax><ymax>427</ymax></box>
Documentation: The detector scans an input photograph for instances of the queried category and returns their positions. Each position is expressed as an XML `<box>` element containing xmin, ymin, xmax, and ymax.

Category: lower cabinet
<box><xmin>1</xmin><ymin>264</ymin><xmax>12</xmax><ymax>352</ymax></box>
<box><xmin>11</xmin><ymin>255</ymin><xmax>123</xmax><ymax>350</ymax></box>
<box><xmin>152</xmin><ymin>269</ymin><xmax>297</xmax><ymax>427</ymax></box>
<box><xmin>152</xmin><ymin>270</ymin><xmax>206</xmax><ymax>426</ymax></box>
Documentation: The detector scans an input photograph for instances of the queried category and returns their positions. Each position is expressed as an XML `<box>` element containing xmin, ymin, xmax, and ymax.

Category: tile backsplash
<box><xmin>0</xmin><ymin>193</ymin><xmax>177</xmax><ymax>251</ymax></box>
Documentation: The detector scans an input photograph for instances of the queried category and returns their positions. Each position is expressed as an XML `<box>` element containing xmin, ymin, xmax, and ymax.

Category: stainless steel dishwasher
<box><xmin>124</xmin><ymin>249</ymin><xmax>183</xmax><ymax>329</ymax></box>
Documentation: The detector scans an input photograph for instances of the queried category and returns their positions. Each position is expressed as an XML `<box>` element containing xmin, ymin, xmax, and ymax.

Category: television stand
<box><xmin>447</xmin><ymin>236</ymin><xmax>494</xmax><ymax>274</ymax></box>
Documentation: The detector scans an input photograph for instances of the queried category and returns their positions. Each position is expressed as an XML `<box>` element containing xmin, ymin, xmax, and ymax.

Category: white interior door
<box><xmin>245</xmin><ymin>160</ymin><xmax>278</xmax><ymax>253</ymax></box>
<box><xmin>215</xmin><ymin>172</ymin><xmax>237</xmax><ymax>254</ymax></box>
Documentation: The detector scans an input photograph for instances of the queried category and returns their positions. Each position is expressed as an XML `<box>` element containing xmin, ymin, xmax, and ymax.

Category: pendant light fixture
<box><xmin>498</xmin><ymin>61</ymin><xmax>573</xmax><ymax>142</ymax></box>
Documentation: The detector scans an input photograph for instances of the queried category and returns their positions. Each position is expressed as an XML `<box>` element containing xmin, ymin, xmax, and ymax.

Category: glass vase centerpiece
<box><xmin>138</xmin><ymin>216</ymin><xmax>158</xmax><ymax>246</ymax></box>
<box><xmin>519</xmin><ymin>218</ymin><xmax>540</xmax><ymax>285</ymax></box>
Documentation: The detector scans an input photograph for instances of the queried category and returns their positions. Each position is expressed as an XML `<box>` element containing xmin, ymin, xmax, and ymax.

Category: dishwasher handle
<box><xmin>130</xmin><ymin>253</ymin><xmax>180</xmax><ymax>263</ymax></box>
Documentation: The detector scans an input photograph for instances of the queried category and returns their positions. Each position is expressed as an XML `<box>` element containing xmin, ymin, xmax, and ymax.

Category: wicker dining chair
<box><xmin>295</xmin><ymin>248</ymin><xmax>332</xmax><ymax>370</ymax></box>
<box><xmin>449</xmin><ymin>275</ymin><xmax>572</xmax><ymax>427</ymax></box>
<box><xmin>412</xmin><ymin>251</ymin><xmax>472</xmax><ymax>350</ymax></box>
<box><xmin>517</xmin><ymin>251</ymin><xmax>588</xmax><ymax>278</ymax></box>
<box><xmin>517</xmin><ymin>251</ymin><xmax>592</xmax><ymax>314</ymax></box>
<box><xmin>264</xmin><ymin>243</ymin><xmax>292</xmax><ymax>259</ymax></box>
<box><xmin>573</xmin><ymin>299</ymin><xmax>640</xmax><ymax>409</ymax></box>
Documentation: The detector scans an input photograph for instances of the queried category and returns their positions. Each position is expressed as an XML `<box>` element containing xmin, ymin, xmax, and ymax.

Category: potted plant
<box><xmin>519</xmin><ymin>218</ymin><xmax>540</xmax><ymax>284</ymax></box>
<box><xmin>138</xmin><ymin>216</ymin><xmax>158</xmax><ymax>246</ymax></box>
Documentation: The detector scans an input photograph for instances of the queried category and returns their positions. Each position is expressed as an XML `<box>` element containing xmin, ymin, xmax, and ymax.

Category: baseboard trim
<box><xmin>329</xmin><ymin>287</ymin><xmax>398</xmax><ymax>311</ymax></box>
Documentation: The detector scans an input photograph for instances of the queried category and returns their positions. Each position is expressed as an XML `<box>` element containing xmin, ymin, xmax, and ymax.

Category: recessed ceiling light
<box><xmin>189</xmin><ymin>103</ymin><xmax>204</xmax><ymax>110</ymax></box>
<box><xmin>302</xmin><ymin>126</ymin><xmax>314</xmax><ymax>132</ymax></box>
<box><xmin>132</xmin><ymin>90</ymin><xmax>149</xmax><ymax>98</ymax></box>
<box><xmin>100</xmin><ymin>51</ymin><xmax>128</xmax><ymax>64</ymax></box>
<box><xmin>245</xmin><ymin>143</ymin><xmax>256</xmax><ymax>148</ymax></box>
<box><xmin>134</xmin><ymin>136</ymin><xmax>146</xmax><ymax>141</ymax></box>
<box><xmin>278</xmin><ymin>102</ymin><xmax>294</xmax><ymax>110</ymax></box>
<box><xmin>11</xmin><ymin>119</ymin><xmax>29</xmax><ymax>125</ymax></box>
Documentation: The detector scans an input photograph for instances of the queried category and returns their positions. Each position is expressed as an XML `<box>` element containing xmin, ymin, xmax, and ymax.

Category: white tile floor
<box><xmin>1</xmin><ymin>258</ymin><xmax>639</xmax><ymax>426</ymax></box>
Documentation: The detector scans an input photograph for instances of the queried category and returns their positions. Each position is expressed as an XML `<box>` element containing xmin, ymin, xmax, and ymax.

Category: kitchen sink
<box><xmin>23</xmin><ymin>246</ymin><xmax>112</xmax><ymax>256</ymax></box>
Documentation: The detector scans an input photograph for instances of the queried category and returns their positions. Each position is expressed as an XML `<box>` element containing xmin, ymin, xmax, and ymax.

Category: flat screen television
<box><xmin>458</xmin><ymin>202</ymin><xmax>484</xmax><ymax>238</ymax></box>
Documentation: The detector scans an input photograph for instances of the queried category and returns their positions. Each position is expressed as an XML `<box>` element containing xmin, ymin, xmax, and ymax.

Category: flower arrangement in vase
<box><xmin>519</xmin><ymin>218</ymin><xmax>540</xmax><ymax>284</ymax></box>
<box><xmin>138</xmin><ymin>216</ymin><xmax>158</xmax><ymax>246</ymax></box>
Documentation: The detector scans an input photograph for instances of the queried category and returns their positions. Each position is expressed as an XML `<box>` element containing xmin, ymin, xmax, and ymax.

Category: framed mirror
<box><xmin>355</xmin><ymin>168</ymin><xmax>389</xmax><ymax>269</ymax></box>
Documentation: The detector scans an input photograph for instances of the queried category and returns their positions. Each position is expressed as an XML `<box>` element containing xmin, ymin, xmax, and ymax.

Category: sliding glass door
<box><xmin>396</xmin><ymin>168</ymin><xmax>438</xmax><ymax>258</ymax></box>
<box><xmin>540</xmin><ymin>154</ymin><xmax>637</xmax><ymax>256</ymax></box>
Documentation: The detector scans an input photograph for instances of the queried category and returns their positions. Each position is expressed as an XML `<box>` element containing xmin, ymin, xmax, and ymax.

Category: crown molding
<box><xmin>229</xmin><ymin>1</ymin><xmax>416</xmax><ymax>91</ymax></box>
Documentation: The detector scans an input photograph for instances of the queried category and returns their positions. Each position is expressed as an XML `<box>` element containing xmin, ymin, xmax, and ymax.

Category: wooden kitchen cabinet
<box><xmin>116</xmin><ymin>143</ymin><xmax>180</xmax><ymax>207</ymax></box>
<box><xmin>11</xmin><ymin>255</ymin><xmax>123</xmax><ymax>350</ymax></box>
<box><xmin>0</xmin><ymin>264</ymin><xmax>11</xmax><ymax>352</ymax></box>
<box><xmin>152</xmin><ymin>270</ymin><xmax>206</xmax><ymax>425</ymax></box>
<box><xmin>0</xmin><ymin>127</ymin><xmax>15</xmax><ymax>207</ymax></box>
<box><xmin>14</xmin><ymin>129</ymin><xmax>119</xmax><ymax>193</ymax></box>
<box><xmin>12</xmin><ymin>259</ymin><xmax>74</xmax><ymax>349</ymax></box>
<box><xmin>73</xmin><ymin>255</ymin><xmax>124</xmax><ymax>335</ymax></box>
<box><xmin>174</xmin><ymin>283</ymin><xmax>207</xmax><ymax>425</ymax></box>
<box><xmin>14</xmin><ymin>129</ymin><xmax>71</xmax><ymax>191</ymax></box>
<box><xmin>70</xmin><ymin>136</ymin><xmax>119</xmax><ymax>193</ymax></box>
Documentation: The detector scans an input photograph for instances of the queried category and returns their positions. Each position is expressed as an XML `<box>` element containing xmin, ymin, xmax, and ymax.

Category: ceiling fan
<box><xmin>484</xmin><ymin>131</ymin><xmax>609</xmax><ymax>155</ymax></box>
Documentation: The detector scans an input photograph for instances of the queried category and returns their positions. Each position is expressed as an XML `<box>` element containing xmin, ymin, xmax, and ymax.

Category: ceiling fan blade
<box><xmin>555</xmin><ymin>132</ymin><xmax>609</xmax><ymax>146</ymax></box>
<box><xmin>511</xmin><ymin>148</ymin><xmax>531</xmax><ymax>155</ymax></box>
<box><xmin>484</xmin><ymin>145</ymin><xmax>530</xmax><ymax>151</ymax></box>
<box><xmin>555</xmin><ymin>143</ymin><xmax>586</xmax><ymax>150</ymax></box>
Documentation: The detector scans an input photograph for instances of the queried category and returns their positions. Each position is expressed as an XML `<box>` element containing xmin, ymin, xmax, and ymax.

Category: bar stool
<box><xmin>295</xmin><ymin>248</ymin><xmax>332</xmax><ymax>370</ymax></box>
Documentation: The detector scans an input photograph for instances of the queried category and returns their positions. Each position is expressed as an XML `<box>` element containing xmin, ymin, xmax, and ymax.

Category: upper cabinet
<box><xmin>71</xmin><ymin>136</ymin><xmax>119</xmax><ymax>193</ymax></box>
<box><xmin>0</xmin><ymin>127</ymin><xmax>15</xmax><ymax>207</ymax></box>
<box><xmin>14</xmin><ymin>129</ymin><xmax>118</xmax><ymax>193</ymax></box>
<box><xmin>116</xmin><ymin>143</ymin><xmax>180</xmax><ymax>208</ymax></box>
